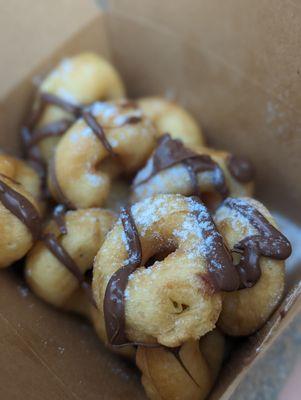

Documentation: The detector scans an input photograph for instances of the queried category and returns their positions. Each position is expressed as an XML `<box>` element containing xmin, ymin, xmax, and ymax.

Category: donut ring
<box><xmin>0</xmin><ymin>153</ymin><xmax>42</xmax><ymax>207</ymax></box>
<box><xmin>214</xmin><ymin>197</ymin><xmax>291</xmax><ymax>336</ymax></box>
<box><xmin>93</xmin><ymin>194</ymin><xmax>240</xmax><ymax>348</ymax></box>
<box><xmin>23</xmin><ymin>53</ymin><xmax>125</xmax><ymax>163</ymax></box>
<box><xmin>25</xmin><ymin>207</ymin><xmax>135</xmax><ymax>359</ymax></box>
<box><xmin>136</xmin><ymin>329</ymin><xmax>225</xmax><ymax>400</ymax></box>
<box><xmin>48</xmin><ymin>101</ymin><xmax>157</xmax><ymax>209</ymax></box>
<box><xmin>138</xmin><ymin>97</ymin><xmax>204</xmax><ymax>146</ymax></box>
<box><xmin>131</xmin><ymin>135</ymin><xmax>255</xmax><ymax>210</ymax></box>
<box><xmin>25</xmin><ymin>207</ymin><xmax>116</xmax><ymax>310</ymax></box>
<box><xmin>0</xmin><ymin>174</ymin><xmax>41</xmax><ymax>268</ymax></box>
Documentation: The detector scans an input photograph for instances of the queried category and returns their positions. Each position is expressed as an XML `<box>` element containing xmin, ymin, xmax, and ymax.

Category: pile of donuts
<box><xmin>0</xmin><ymin>53</ymin><xmax>292</xmax><ymax>400</ymax></box>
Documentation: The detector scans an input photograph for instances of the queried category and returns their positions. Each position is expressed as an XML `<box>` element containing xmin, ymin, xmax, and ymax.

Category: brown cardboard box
<box><xmin>0</xmin><ymin>1</ymin><xmax>300</xmax><ymax>399</ymax></box>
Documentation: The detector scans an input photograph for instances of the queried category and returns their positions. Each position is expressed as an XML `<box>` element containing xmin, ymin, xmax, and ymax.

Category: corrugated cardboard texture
<box><xmin>0</xmin><ymin>1</ymin><xmax>300</xmax><ymax>399</ymax></box>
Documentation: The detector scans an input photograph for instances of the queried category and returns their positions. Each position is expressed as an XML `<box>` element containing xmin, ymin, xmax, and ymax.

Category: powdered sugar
<box><xmin>56</xmin><ymin>87</ymin><xmax>78</xmax><ymax>104</ymax></box>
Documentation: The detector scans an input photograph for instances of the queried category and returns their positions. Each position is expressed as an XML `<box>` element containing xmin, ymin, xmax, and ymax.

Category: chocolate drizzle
<box><xmin>0</xmin><ymin>175</ymin><xmax>41</xmax><ymax>240</ymax></box>
<box><xmin>135</xmin><ymin>134</ymin><xmax>229</xmax><ymax>199</ymax></box>
<box><xmin>42</xmin><ymin>232</ymin><xmax>95</xmax><ymax>306</ymax></box>
<box><xmin>222</xmin><ymin>198</ymin><xmax>292</xmax><ymax>288</ymax></box>
<box><xmin>27</xmin><ymin>119</ymin><xmax>73</xmax><ymax>148</ymax></box>
<box><xmin>22</xmin><ymin>92</ymin><xmax>116</xmax><ymax>163</ymax></box>
<box><xmin>82</xmin><ymin>110</ymin><xmax>117</xmax><ymax>157</ymax></box>
<box><xmin>192</xmin><ymin>197</ymin><xmax>240</xmax><ymax>291</ymax></box>
<box><xmin>227</xmin><ymin>154</ymin><xmax>255</xmax><ymax>183</ymax></box>
<box><xmin>104</xmin><ymin>206</ymin><xmax>142</xmax><ymax>346</ymax></box>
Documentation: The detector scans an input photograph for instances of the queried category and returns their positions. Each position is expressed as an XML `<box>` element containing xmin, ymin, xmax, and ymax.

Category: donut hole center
<box><xmin>94</xmin><ymin>156</ymin><xmax>121</xmax><ymax>177</ymax></box>
<box><xmin>171</xmin><ymin>300</ymin><xmax>189</xmax><ymax>314</ymax></box>
<box><xmin>144</xmin><ymin>243</ymin><xmax>177</xmax><ymax>269</ymax></box>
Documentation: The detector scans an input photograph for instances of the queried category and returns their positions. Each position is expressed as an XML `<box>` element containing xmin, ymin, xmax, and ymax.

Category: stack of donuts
<box><xmin>0</xmin><ymin>53</ymin><xmax>292</xmax><ymax>400</ymax></box>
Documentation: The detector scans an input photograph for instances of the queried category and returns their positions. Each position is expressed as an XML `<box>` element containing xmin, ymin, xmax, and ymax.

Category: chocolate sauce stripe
<box><xmin>42</xmin><ymin>232</ymin><xmax>96</xmax><ymax>307</ymax></box>
<box><xmin>222</xmin><ymin>198</ymin><xmax>292</xmax><ymax>288</ymax></box>
<box><xmin>82</xmin><ymin>110</ymin><xmax>117</xmax><ymax>157</ymax></box>
<box><xmin>227</xmin><ymin>154</ymin><xmax>255</xmax><ymax>183</ymax></box>
<box><xmin>0</xmin><ymin>176</ymin><xmax>41</xmax><ymax>241</ymax></box>
<box><xmin>104</xmin><ymin>206</ymin><xmax>142</xmax><ymax>346</ymax></box>
<box><xmin>134</xmin><ymin>134</ymin><xmax>229</xmax><ymax>199</ymax></box>
<box><xmin>28</xmin><ymin>119</ymin><xmax>74</xmax><ymax>147</ymax></box>
<box><xmin>192</xmin><ymin>196</ymin><xmax>240</xmax><ymax>291</ymax></box>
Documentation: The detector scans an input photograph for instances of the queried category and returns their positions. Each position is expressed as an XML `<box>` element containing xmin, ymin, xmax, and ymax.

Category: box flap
<box><xmin>0</xmin><ymin>0</ymin><xmax>100</xmax><ymax>98</ymax></box>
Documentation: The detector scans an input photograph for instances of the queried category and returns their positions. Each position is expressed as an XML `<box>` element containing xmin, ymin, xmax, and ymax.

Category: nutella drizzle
<box><xmin>81</xmin><ymin>110</ymin><xmax>117</xmax><ymax>157</ymax></box>
<box><xmin>27</xmin><ymin>119</ymin><xmax>73</xmax><ymax>148</ymax></box>
<box><xmin>222</xmin><ymin>198</ymin><xmax>292</xmax><ymax>288</ymax></box>
<box><xmin>135</xmin><ymin>134</ymin><xmax>229</xmax><ymax>200</ymax></box>
<box><xmin>42</xmin><ymin>232</ymin><xmax>95</xmax><ymax>306</ymax></box>
<box><xmin>192</xmin><ymin>197</ymin><xmax>240</xmax><ymax>291</ymax></box>
<box><xmin>104</xmin><ymin>206</ymin><xmax>142</xmax><ymax>346</ymax></box>
<box><xmin>227</xmin><ymin>154</ymin><xmax>255</xmax><ymax>183</ymax></box>
<box><xmin>0</xmin><ymin>175</ymin><xmax>41</xmax><ymax>241</ymax></box>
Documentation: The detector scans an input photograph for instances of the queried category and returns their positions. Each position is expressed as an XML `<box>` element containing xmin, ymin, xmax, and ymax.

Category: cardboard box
<box><xmin>0</xmin><ymin>0</ymin><xmax>300</xmax><ymax>399</ymax></box>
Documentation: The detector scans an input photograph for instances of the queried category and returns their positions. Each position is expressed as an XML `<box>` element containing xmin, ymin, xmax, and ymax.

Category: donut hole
<box><xmin>144</xmin><ymin>243</ymin><xmax>178</xmax><ymax>269</ymax></box>
<box><xmin>171</xmin><ymin>300</ymin><xmax>190</xmax><ymax>314</ymax></box>
<box><xmin>94</xmin><ymin>155</ymin><xmax>121</xmax><ymax>177</ymax></box>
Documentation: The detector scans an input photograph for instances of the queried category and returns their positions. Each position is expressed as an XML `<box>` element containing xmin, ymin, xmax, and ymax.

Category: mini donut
<box><xmin>138</xmin><ymin>97</ymin><xmax>204</xmax><ymax>146</ymax></box>
<box><xmin>24</xmin><ymin>206</ymin><xmax>135</xmax><ymax>359</ymax></box>
<box><xmin>0</xmin><ymin>174</ymin><xmax>41</xmax><ymax>268</ymax></box>
<box><xmin>214</xmin><ymin>197</ymin><xmax>292</xmax><ymax>336</ymax></box>
<box><xmin>131</xmin><ymin>135</ymin><xmax>255</xmax><ymax>210</ymax></box>
<box><xmin>136</xmin><ymin>329</ymin><xmax>225</xmax><ymax>400</ymax></box>
<box><xmin>48</xmin><ymin>101</ymin><xmax>157</xmax><ymax>209</ymax></box>
<box><xmin>0</xmin><ymin>153</ymin><xmax>43</xmax><ymax>210</ymax></box>
<box><xmin>93</xmin><ymin>194</ymin><xmax>240</xmax><ymax>348</ymax></box>
<box><xmin>23</xmin><ymin>52</ymin><xmax>125</xmax><ymax>163</ymax></box>
<box><xmin>25</xmin><ymin>207</ymin><xmax>116</xmax><ymax>311</ymax></box>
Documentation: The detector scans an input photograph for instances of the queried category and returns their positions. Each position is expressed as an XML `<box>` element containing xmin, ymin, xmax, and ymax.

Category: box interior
<box><xmin>0</xmin><ymin>1</ymin><xmax>300</xmax><ymax>399</ymax></box>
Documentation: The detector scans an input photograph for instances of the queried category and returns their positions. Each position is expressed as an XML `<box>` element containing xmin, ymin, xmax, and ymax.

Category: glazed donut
<box><xmin>0</xmin><ymin>174</ymin><xmax>41</xmax><ymax>268</ymax></box>
<box><xmin>48</xmin><ymin>101</ymin><xmax>157</xmax><ymax>209</ymax></box>
<box><xmin>138</xmin><ymin>97</ymin><xmax>204</xmax><ymax>146</ymax></box>
<box><xmin>0</xmin><ymin>153</ymin><xmax>42</xmax><ymax>205</ymax></box>
<box><xmin>136</xmin><ymin>329</ymin><xmax>225</xmax><ymax>400</ymax></box>
<box><xmin>214</xmin><ymin>197</ymin><xmax>291</xmax><ymax>336</ymax></box>
<box><xmin>131</xmin><ymin>135</ymin><xmax>255</xmax><ymax>210</ymax></box>
<box><xmin>93</xmin><ymin>194</ymin><xmax>240</xmax><ymax>348</ymax></box>
<box><xmin>23</xmin><ymin>52</ymin><xmax>125</xmax><ymax>163</ymax></box>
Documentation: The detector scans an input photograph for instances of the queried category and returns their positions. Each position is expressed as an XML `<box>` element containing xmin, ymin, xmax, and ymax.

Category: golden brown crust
<box><xmin>0</xmin><ymin>174</ymin><xmax>41</xmax><ymax>268</ymax></box>
<box><xmin>35</xmin><ymin>52</ymin><xmax>126</xmax><ymax>162</ymax></box>
<box><xmin>25</xmin><ymin>208</ymin><xmax>116</xmax><ymax>309</ymax></box>
<box><xmin>138</xmin><ymin>97</ymin><xmax>204</xmax><ymax>147</ymax></box>
<box><xmin>49</xmin><ymin>101</ymin><xmax>157</xmax><ymax>208</ymax></box>
<box><xmin>136</xmin><ymin>329</ymin><xmax>225</xmax><ymax>400</ymax></box>
<box><xmin>93</xmin><ymin>194</ymin><xmax>222</xmax><ymax>347</ymax></box>
<box><xmin>214</xmin><ymin>198</ymin><xmax>285</xmax><ymax>336</ymax></box>
<box><xmin>131</xmin><ymin>146</ymin><xmax>254</xmax><ymax>208</ymax></box>
<box><xmin>0</xmin><ymin>153</ymin><xmax>42</xmax><ymax>207</ymax></box>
